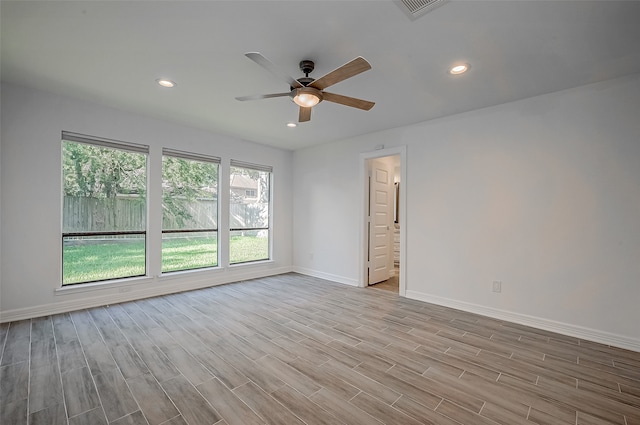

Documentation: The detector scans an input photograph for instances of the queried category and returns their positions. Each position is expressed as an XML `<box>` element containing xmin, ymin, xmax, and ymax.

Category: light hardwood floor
<box><xmin>1</xmin><ymin>273</ymin><xmax>639</xmax><ymax>425</ymax></box>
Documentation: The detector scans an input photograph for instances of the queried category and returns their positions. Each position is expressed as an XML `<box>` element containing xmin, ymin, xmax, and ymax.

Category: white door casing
<box><xmin>368</xmin><ymin>158</ymin><xmax>393</xmax><ymax>285</ymax></box>
<box><xmin>360</xmin><ymin>146</ymin><xmax>406</xmax><ymax>296</ymax></box>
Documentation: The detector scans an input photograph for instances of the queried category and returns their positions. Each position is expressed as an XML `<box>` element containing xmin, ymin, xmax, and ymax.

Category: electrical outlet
<box><xmin>492</xmin><ymin>281</ymin><xmax>502</xmax><ymax>293</ymax></box>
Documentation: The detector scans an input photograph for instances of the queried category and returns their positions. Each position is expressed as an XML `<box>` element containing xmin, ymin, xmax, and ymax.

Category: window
<box><xmin>229</xmin><ymin>161</ymin><xmax>272</xmax><ymax>264</ymax></box>
<box><xmin>62</xmin><ymin>134</ymin><xmax>270</xmax><ymax>284</ymax></box>
<box><xmin>162</xmin><ymin>149</ymin><xmax>219</xmax><ymax>272</ymax></box>
<box><xmin>62</xmin><ymin>132</ymin><xmax>148</xmax><ymax>285</ymax></box>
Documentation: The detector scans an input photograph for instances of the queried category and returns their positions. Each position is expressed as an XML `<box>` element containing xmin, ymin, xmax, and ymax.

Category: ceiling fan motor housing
<box><xmin>294</xmin><ymin>77</ymin><xmax>315</xmax><ymax>88</ymax></box>
<box><xmin>296</xmin><ymin>60</ymin><xmax>316</xmax><ymax>88</ymax></box>
<box><xmin>299</xmin><ymin>60</ymin><xmax>315</xmax><ymax>75</ymax></box>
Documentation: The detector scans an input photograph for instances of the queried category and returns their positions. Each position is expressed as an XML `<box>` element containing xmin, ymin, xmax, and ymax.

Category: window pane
<box><xmin>230</xmin><ymin>230</ymin><xmax>269</xmax><ymax>264</ymax></box>
<box><xmin>63</xmin><ymin>235</ymin><xmax>145</xmax><ymax>284</ymax></box>
<box><xmin>162</xmin><ymin>231</ymin><xmax>218</xmax><ymax>272</ymax></box>
<box><xmin>62</xmin><ymin>140</ymin><xmax>147</xmax><ymax>285</ymax></box>
<box><xmin>230</xmin><ymin>165</ymin><xmax>270</xmax><ymax>264</ymax></box>
<box><xmin>162</xmin><ymin>155</ymin><xmax>218</xmax><ymax>272</ymax></box>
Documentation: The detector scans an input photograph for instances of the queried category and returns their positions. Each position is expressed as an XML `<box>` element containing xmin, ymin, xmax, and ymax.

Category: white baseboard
<box><xmin>0</xmin><ymin>266</ymin><xmax>293</xmax><ymax>323</ymax></box>
<box><xmin>405</xmin><ymin>290</ymin><xmax>640</xmax><ymax>353</ymax></box>
<box><xmin>293</xmin><ymin>267</ymin><xmax>360</xmax><ymax>287</ymax></box>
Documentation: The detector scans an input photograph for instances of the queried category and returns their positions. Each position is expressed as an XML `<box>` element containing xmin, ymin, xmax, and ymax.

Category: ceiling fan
<box><xmin>236</xmin><ymin>52</ymin><xmax>375</xmax><ymax>123</ymax></box>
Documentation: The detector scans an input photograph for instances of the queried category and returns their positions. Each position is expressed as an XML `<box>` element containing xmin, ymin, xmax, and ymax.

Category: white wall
<box><xmin>0</xmin><ymin>83</ymin><xmax>293</xmax><ymax>321</ymax></box>
<box><xmin>293</xmin><ymin>74</ymin><xmax>640</xmax><ymax>350</ymax></box>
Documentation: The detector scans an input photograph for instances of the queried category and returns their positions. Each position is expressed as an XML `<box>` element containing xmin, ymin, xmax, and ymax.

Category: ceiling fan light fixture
<box><xmin>290</xmin><ymin>87</ymin><xmax>323</xmax><ymax>107</ymax></box>
<box><xmin>448</xmin><ymin>63</ymin><xmax>469</xmax><ymax>75</ymax></box>
<box><xmin>156</xmin><ymin>78</ymin><xmax>176</xmax><ymax>88</ymax></box>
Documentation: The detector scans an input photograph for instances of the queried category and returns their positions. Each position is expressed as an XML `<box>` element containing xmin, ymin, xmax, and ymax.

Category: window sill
<box><xmin>54</xmin><ymin>276</ymin><xmax>153</xmax><ymax>296</ymax></box>
<box><xmin>228</xmin><ymin>259</ymin><xmax>273</xmax><ymax>268</ymax></box>
<box><xmin>158</xmin><ymin>266</ymin><xmax>222</xmax><ymax>281</ymax></box>
<box><xmin>54</xmin><ymin>261</ymin><xmax>274</xmax><ymax>296</ymax></box>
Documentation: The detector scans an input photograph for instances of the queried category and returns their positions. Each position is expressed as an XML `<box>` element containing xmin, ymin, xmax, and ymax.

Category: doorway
<box><xmin>360</xmin><ymin>147</ymin><xmax>406</xmax><ymax>296</ymax></box>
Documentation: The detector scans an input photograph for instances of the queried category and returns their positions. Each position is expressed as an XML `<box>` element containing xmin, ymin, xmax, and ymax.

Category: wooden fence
<box><xmin>63</xmin><ymin>196</ymin><xmax>267</xmax><ymax>232</ymax></box>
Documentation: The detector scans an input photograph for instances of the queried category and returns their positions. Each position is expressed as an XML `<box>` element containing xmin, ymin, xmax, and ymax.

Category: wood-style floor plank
<box><xmin>67</xmin><ymin>407</ymin><xmax>108</xmax><ymax>425</ymax></box>
<box><xmin>0</xmin><ymin>320</ymin><xmax>30</xmax><ymax>366</ymax></box>
<box><xmin>61</xmin><ymin>366</ymin><xmax>101</xmax><ymax>418</ymax></box>
<box><xmin>0</xmin><ymin>272</ymin><xmax>638</xmax><ymax>425</ymax></box>
<box><xmin>161</xmin><ymin>375</ymin><xmax>221</xmax><ymax>425</ymax></box>
<box><xmin>93</xmin><ymin>368</ymin><xmax>139</xmax><ymax>422</ymax></box>
<box><xmin>127</xmin><ymin>372</ymin><xmax>179</xmax><ymax>425</ymax></box>
<box><xmin>0</xmin><ymin>361</ymin><xmax>29</xmax><ymax>404</ymax></box>
<box><xmin>196</xmin><ymin>377</ymin><xmax>265</xmax><ymax>425</ymax></box>
<box><xmin>29</xmin><ymin>363</ymin><xmax>64</xmax><ymax>414</ymax></box>
<box><xmin>233</xmin><ymin>381</ymin><xmax>306</xmax><ymax>425</ymax></box>
<box><xmin>270</xmin><ymin>384</ymin><xmax>342</xmax><ymax>425</ymax></box>
<box><xmin>29</xmin><ymin>402</ymin><xmax>67</xmax><ymax>425</ymax></box>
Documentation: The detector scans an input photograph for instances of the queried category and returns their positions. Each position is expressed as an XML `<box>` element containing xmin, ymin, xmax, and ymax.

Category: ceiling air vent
<box><xmin>397</xmin><ymin>0</ymin><xmax>449</xmax><ymax>19</ymax></box>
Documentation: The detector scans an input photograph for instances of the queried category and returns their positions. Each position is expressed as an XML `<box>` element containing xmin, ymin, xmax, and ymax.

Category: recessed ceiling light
<box><xmin>156</xmin><ymin>78</ymin><xmax>176</xmax><ymax>88</ymax></box>
<box><xmin>286</xmin><ymin>122</ymin><xmax>297</xmax><ymax>128</ymax></box>
<box><xmin>448</xmin><ymin>63</ymin><xmax>470</xmax><ymax>75</ymax></box>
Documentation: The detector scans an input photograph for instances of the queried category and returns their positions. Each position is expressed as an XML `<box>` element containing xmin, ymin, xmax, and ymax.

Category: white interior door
<box><xmin>368</xmin><ymin>158</ymin><xmax>393</xmax><ymax>285</ymax></box>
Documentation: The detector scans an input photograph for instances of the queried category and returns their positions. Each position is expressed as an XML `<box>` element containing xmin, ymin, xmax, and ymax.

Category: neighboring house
<box><xmin>230</xmin><ymin>174</ymin><xmax>259</xmax><ymax>203</ymax></box>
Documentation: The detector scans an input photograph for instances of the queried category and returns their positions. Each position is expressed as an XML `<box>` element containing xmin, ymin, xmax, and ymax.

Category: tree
<box><xmin>162</xmin><ymin>156</ymin><xmax>218</xmax><ymax>229</ymax></box>
<box><xmin>62</xmin><ymin>142</ymin><xmax>219</xmax><ymax>230</ymax></box>
<box><xmin>62</xmin><ymin>142</ymin><xmax>146</xmax><ymax>198</ymax></box>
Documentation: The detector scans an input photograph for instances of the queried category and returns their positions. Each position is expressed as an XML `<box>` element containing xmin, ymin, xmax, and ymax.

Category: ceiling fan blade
<box><xmin>299</xmin><ymin>106</ymin><xmax>312</xmax><ymax>122</ymax></box>
<box><xmin>235</xmin><ymin>92</ymin><xmax>290</xmax><ymax>101</ymax></box>
<box><xmin>322</xmin><ymin>92</ymin><xmax>375</xmax><ymax>111</ymax></box>
<box><xmin>245</xmin><ymin>52</ymin><xmax>303</xmax><ymax>89</ymax></box>
<box><xmin>309</xmin><ymin>57</ymin><xmax>372</xmax><ymax>90</ymax></box>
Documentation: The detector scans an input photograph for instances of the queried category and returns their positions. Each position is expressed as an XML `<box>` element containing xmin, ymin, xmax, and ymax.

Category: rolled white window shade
<box><xmin>230</xmin><ymin>160</ymin><xmax>272</xmax><ymax>173</ymax></box>
<box><xmin>162</xmin><ymin>148</ymin><xmax>220</xmax><ymax>164</ymax></box>
<box><xmin>62</xmin><ymin>131</ymin><xmax>148</xmax><ymax>153</ymax></box>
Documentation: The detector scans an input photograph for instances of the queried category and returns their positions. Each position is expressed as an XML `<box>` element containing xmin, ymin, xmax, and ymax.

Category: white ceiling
<box><xmin>2</xmin><ymin>1</ymin><xmax>640</xmax><ymax>151</ymax></box>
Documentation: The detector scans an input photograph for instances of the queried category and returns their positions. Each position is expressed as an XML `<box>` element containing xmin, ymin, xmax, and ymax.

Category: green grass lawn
<box><xmin>63</xmin><ymin>239</ymin><xmax>146</xmax><ymax>284</ymax></box>
<box><xmin>161</xmin><ymin>235</ymin><xmax>218</xmax><ymax>273</ymax></box>
<box><xmin>229</xmin><ymin>234</ymin><xmax>269</xmax><ymax>265</ymax></box>
<box><xmin>63</xmin><ymin>235</ymin><xmax>268</xmax><ymax>285</ymax></box>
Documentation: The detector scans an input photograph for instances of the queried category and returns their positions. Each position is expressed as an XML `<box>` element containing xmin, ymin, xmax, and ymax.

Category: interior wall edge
<box><xmin>0</xmin><ymin>266</ymin><xmax>293</xmax><ymax>323</ymax></box>
<box><xmin>406</xmin><ymin>289</ymin><xmax>640</xmax><ymax>353</ymax></box>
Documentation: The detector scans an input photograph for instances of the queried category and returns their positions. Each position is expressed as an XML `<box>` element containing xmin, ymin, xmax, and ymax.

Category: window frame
<box><xmin>229</xmin><ymin>160</ymin><xmax>273</xmax><ymax>265</ymax></box>
<box><xmin>161</xmin><ymin>148</ymin><xmax>221</xmax><ymax>273</ymax></box>
<box><xmin>60</xmin><ymin>134</ymin><xmax>277</xmax><ymax>287</ymax></box>
<box><xmin>61</xmin><ymin>132</ymin><xmax>149</xmax><ymax>286</ymax></box>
